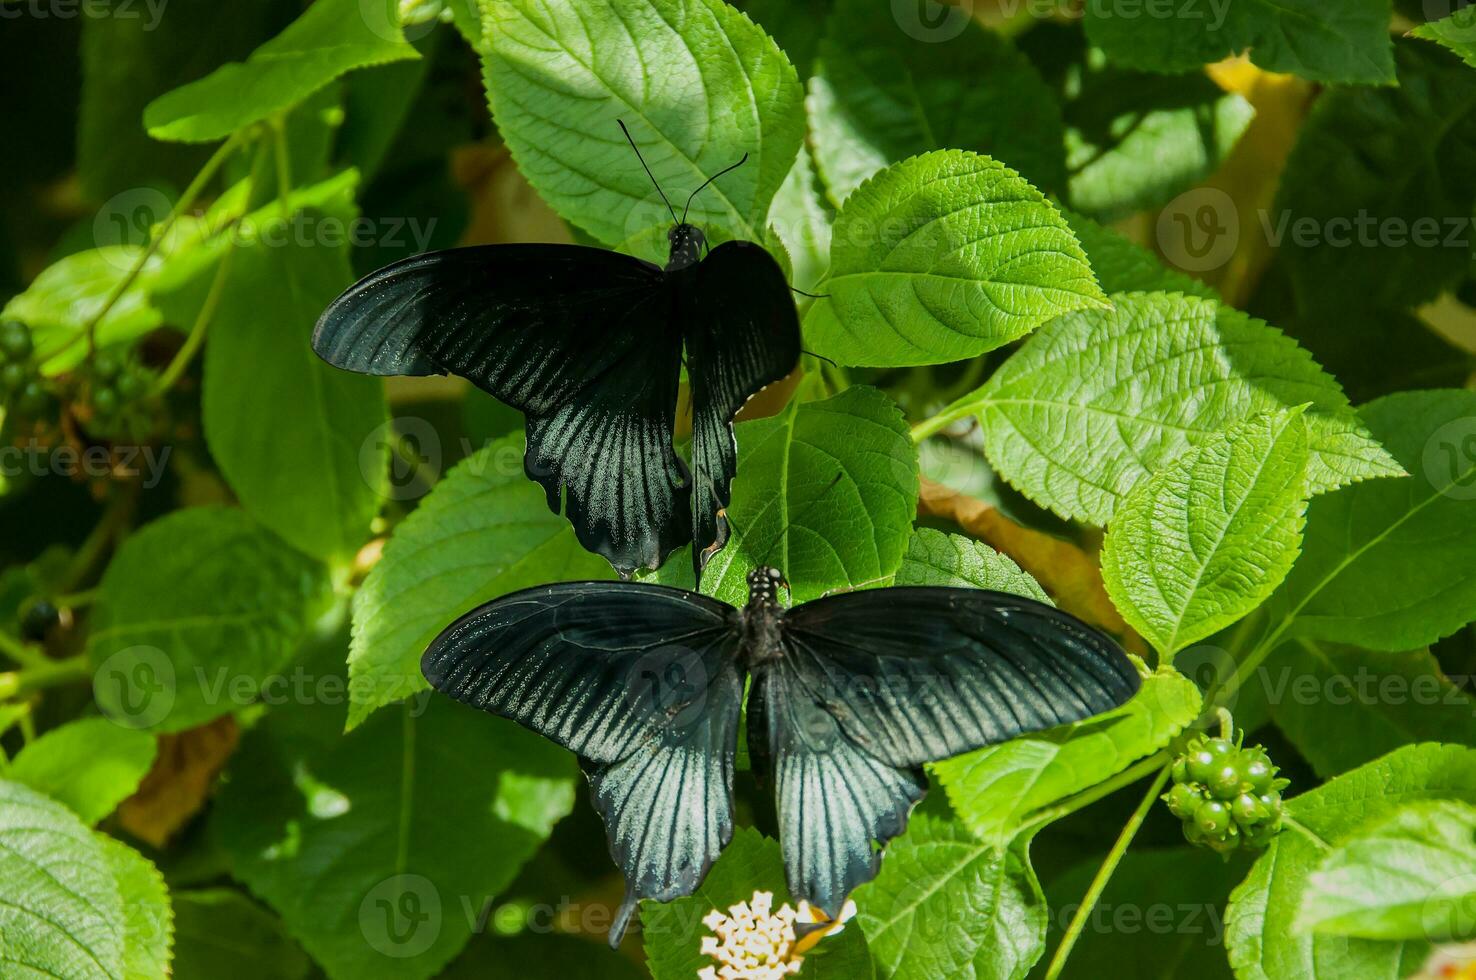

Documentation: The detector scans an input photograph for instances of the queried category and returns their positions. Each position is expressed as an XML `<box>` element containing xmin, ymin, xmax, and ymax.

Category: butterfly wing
<box><xmin>313</xmin><ymin>245</ymin><xmax>690</xmax><ymax>574</ymax></box>
<box><xmin>684</xmin><ymin>241</ymin><xmax>802</xmax><ymax>576</ymax></box>
<box><xmin>420</xmin><ymin>581</ymin><xmax>745</xmax><ymax>945</ymax></box>
<box><xmin>753</xmin><ymin>587</ymin><xmax>1140</xmax><ymax>914</ymax></box>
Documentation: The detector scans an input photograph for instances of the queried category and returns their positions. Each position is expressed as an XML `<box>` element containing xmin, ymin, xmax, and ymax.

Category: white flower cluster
<box><xmin>696</xmin><ymin>891</ymin><xmax>804</xmax><ymax>980</ymax></box>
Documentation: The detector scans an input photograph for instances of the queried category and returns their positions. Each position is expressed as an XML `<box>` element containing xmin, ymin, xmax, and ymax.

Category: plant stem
<box><xmin>1044</xmin><ymin>763</ymin><xmax>1173</xmax><ymax>980</ymax></box>
<box><xmin>909</xmin><ymin>405</ymin><xmax>966</xmax><ymax>443</ymax></box>
<box><xmin>152</xmin><ymin>133</ymin><xmax>271</xmax><ymax>397</ymax></box>
<box><xmin>0</xmin><ymin>631</ymin><xmax>47</xmax><ymax>670</ymax></box>
<box><xmin>76</xmin><ymin>131</ymin><xmax>244</xmax><ymax>356</ymax></box>
<box><xmin>0</xmin><ymin>655</ymin><xmax>91</xmax><ymax>701</ymax></box>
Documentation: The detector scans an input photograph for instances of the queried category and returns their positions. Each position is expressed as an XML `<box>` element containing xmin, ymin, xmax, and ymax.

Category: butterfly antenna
<box><xmin>800</xmin><ymin>348</ymin><xmax>838</xmax><ymax>368</ymax></box>
<box><xmin>791</xmin><ymin>286</ymin><xmax>830</xmax><ymax>299</ymax></box>
<box><xmin>618</xmin><ymin>119</ymin><xmax>678</xmax><ymax>226</ymax></box>
<box><xmin>681</xmin><ymin>152</ymin><xmax>749</xmax><ymax>225</ymax></box>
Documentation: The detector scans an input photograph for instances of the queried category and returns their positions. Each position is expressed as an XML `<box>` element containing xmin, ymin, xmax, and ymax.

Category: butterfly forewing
<box><xmin>420</xmin><ymin>582</ymin><xmax>745</xmax><ymax>944</ymax></box>
<box><xmin>313</xmin><ymin>245</ymin><xmax>692</xmax><ymax>573</ymax></box>
<box><xmin>684</xmin><ymin>241</ymin><xmax>803</xmax><ymax>576</ymax></box>
<box><xmin>756</xmin><ymin>587</ymin><xmax>1141</xmax><ymax>913</ymax></box>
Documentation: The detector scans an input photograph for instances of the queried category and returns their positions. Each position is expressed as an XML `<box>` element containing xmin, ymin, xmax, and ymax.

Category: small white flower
<box><xmin>696</xmin><ymin>890</ymin><xmax>839</xmax><ymax>978</ymax></box>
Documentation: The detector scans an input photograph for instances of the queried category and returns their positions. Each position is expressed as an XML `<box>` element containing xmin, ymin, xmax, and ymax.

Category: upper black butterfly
<box><xmin>421</xmin><ymin>567</ymin><xmax>1141</xmax><ymax>946</ymax></box>
<box><xmin>311</xmin><ymin>122</ymin><xmax>801</xmax><ymax>582</ymax></box>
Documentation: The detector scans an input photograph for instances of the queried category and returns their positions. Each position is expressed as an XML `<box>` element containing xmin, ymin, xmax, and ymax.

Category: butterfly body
<box><xmin>421</xmin><ymin>565</ymin><xmax>1140</xmax><ymax>946</ymax></box>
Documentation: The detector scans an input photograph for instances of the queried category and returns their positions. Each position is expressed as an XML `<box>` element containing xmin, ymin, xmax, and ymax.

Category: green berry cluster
<box><xmin>1164</xmin><ymin>732</ymin><xmax>1289</xmax><ymax>855</ymax></box>
<box><xmin>0</xmin><ymin>319</ymin><xmax>52</xmax><ymax>417</ymax></box>
<box><xmin>85</xmin><ymin>349</ymin><xmax>158</xmax><ymax>440</ymax></box>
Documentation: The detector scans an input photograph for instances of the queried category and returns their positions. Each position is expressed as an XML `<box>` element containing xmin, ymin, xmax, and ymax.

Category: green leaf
<box><xmin>201</xmin><ymin>199</ymin><xmax>390</xmax><ymax>563</ymax></box>
<box><xmin>97</xmin><ymin>835</ymin><xmax>173</xmax><ymax>980</ymax></box>
<box><xmin>959</xmin><ymin>291</ymin><xmax>1401</xmax><ymax>525</ymax></box>
<box><xmin>1</xmin><ymin>247</ymin><xmax>164</xmax><ymax>375</ymax></box>
<box><xmin>347</xmin><ymin>433</ymin><xmax>612</xmax><ymax>729</ymax></box>
<box><xmin>171</xmin><ymin>889</ymin><xmax>311</xmax><ymax>980</ymax></box>
<box><xmin>1269</xmin><ymin>643</ymin><xmax>1476</xmax><ymax>778</ymax></box>
<box><xmin>1044</xmin><ymin>847</ymin><xmax>1243</xmax><ymax>980</ymax></box>
<box><xmin>481</xmin><ymin>0</ymin><xmax>804</xmax><ymax>246</ymax></box>
<box><xmin>8</xmin><ymin>718</ymin><xmax>158</xmax><ymax>825</ymax></box>
<box><xmin>1272</xmin><ymin>389</ymin><xmax>1476</xmax><ymax>651</ymax></box>
<box><xmin>854</xmin><ymin>816</ymin><xmax>1045</xmax><ymax>980</ymax></box>
<box><xmin>894</xmin><ymin>527</ymin><xmax>1049</xmax><ymax>602</ymax></box>
<box><xmin>1101</xmin><ymin>409</ymin><xmax>1312</xmax><ymax>657</ymax></box>
<box><xmin>1300</xmin><ymin>800</ymin><xmax>1476</xmax><ymax>941</ymax></box>
<box><xmin>0</xmin><ymin>779</ymin><xmax>125</xmax><ymax>980</ymax></box>
<box><xmin>642</xmin><ymin>827</ymin><xmax>871</xmax><ymax>980</ymax></box>
<box><xmin>143</xmin><ymin>0</ymin><xmax>419</xmax><ymax>143</ymax></box>
<box><xmin>1084</xmin><ymin>0</ymin><xmax>1395</xmax><ymax>84</ymax></box>
<box><xmin>932</xmin><ymin>668</ymin><xmax>1198</xmax><ymax>843</ymax></box>
<box><xmin>1273</xmin><ymin>41</ymin><xmax>1476</xmax><ymax>313</ymax></box>
<box><xmin>695</xmin><ymin>386</ymin><xmax>919</xmax><ymax>605</ymax></box>
<box><xmin>803</xmin><ymin>150</ymin><xmax>1106</xmax><ymax>367</ymax></box>
<box><xmin>1224</xmin><ymin>743</ymin><xmax>1476</xmax><ymax>979</ymax></box>
<box><xmin>88</xmin><ymin>507</ymin><xmax>331</xmax><ymax>733</ymax></box>
<box><xmin>1064</xmin><ymin>64</ymin><xmax>1254</xmax><ymax>220</ymax></box>
<box><xmin>808</xmin><ymin>0</ymin><xmax>1064</xmax><ymax>203</ymax></box>
<box><xmin>769</xmin><ymin>145</ymin><xmax>833</xmax><ymax>294</ymax></box>
<box><xmin>1062</xmin><ymin>209</ymin><xmax>1218</xmax><ymax>299</ymax></box>
<box><xmin>214</xmin><ymin>658</ymin><xmax>579</xmax><ymax>980</ymax></box>
<box><xmin>1413</xmin><ymin>6</ymin><xmax>1476</xmax><ymax>67</ymax></box>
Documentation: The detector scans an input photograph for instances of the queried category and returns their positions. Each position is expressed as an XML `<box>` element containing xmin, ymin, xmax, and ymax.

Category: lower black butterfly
<box><xmin>421</xmin><ymin>567</ymin><xmax>1141</xmax><ymax>946</ymax></box>
<box><xmin>311</xmin><ymin>122</ymin><xmax>801</xmax><ymax>583</ymax></box>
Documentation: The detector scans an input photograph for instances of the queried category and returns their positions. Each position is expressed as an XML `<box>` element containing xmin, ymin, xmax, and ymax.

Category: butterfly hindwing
<box><xmin>684</xmin><ymin>241</ymin><xmax>803</xmax><ymax>576</ymax></box>
<box><xmin>313</xmin><ymin>245</ymin><xmax>691</xmax><ymax>574</ymax></box>
<box><xmin>757</xmin><ymin>587</ymin><xmax>1140</xmax><ymax>913</ymax></box>
<box><xmin>420</xmin><ymin>582</ymin><xmax>745</xmax><ymax>945</ymax></box>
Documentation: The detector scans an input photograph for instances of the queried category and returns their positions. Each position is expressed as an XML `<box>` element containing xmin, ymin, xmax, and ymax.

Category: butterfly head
<box><xmin>746</xmin><ymin>566</ymin><xmax>788</xmax><ymax>605</ymax></box>
<box><xmin>666</xmin><ymin>223</ymin><xmax>706</xmax><ymax>271</ymax></box>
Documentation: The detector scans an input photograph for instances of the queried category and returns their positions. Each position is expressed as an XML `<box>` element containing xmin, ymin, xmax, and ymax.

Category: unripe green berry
<box><xmin>17</xmin><ymin>381</ymin><xmax>49</xmax><ymax>415</ymax></box>
<box><xmin>93</xmin><ymin>387</ymin><xmax>119</xmax><ymax>417</ymax></box>
<box><xmin>1242</xmin><ymin>753</ymin><xmax>1275</xmax><ymax>793</ymax></box>
<box><xmin>1207</xmin><ymin>764</ymin><xmax>1245</xmax><ymax>800</ymax></box>
<box><xmin>1195</xmin><ymin>800</ymin><xmax>1233</xmax><ymax>836</ymax></box>
<box><xmin>1165</xmin><ymin>782</ymin><xmax>1204</xmax><ymax>819</ymax></box>
<box><xmin>0</xmin><ymin>362</ymin><xmax>25</xmax><ymax>393</ymax></box>
<box><xmin>0</xmin><ymin>320</ymin><xmax>31</xmax><ymax>360</ymax></box>
<box><xmin>116</xmin><ymin>369</ymin><xmax>148</xmax><ymax>400</ymax></box>
<box><xmin>1233</xmin><ymin>792</ymin><xmax>1267</xmax><ymax>826</ymax></box>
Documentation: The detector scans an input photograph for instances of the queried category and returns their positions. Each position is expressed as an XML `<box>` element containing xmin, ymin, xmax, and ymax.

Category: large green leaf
<box><xmin>1084</xmin><ymin>0</ymin><xmax>1394</xmax><ymax>84</ymax></box>
<box><xmin>88</xmin><ymin>507</ymin><xmax>331</xmax><ymax>733</ymax></box>
<box><xmin>347</xmin><ymin>433</ymin><xmax>612</xmax><ymax>729</ymax></box>
<box><xmin>1414</xmin><ymin>6</ymin><xmax>1476</xmax><ymax>67</ymax></box>
<box><xmin>143</xmin><ymin>0</ymin><xmax>419</xmax><ymax>142</ymax></box>
<box><xmin>481</xmin><ymin>0</ymin><xmax>803</xmax><ymax>246</ymax></box>
<box><xmin>854</xmin><ymin>816</ymin><xmax>1045</xmax><ymax>980</ymax></box>
<box><xmin>1101</xmin><ymin>409</ymin><xmax>1311</xmax><ymax>657</ymax></box>
<box><xmin>0</xmin><ymin>779</ymin><xmax>125</xmax><ymax>980</ymax></box>
<box><xmin>808</xmin><ymin>0</ymin><xmax>1064</xmax><ymax>203</ymax></box>
<box><xmin>695</xmin><ymin>386</ymin><xmax>918</xmax><ymax>605</ymax></box>
<box><xmin>957</xmin><ymin>291</ymin><xmax>1401</xmax><ymax>525</ymax></box>
<box><xmin>8</xmin><ymin>718</ymin><xmax>157</xmax><ymax>825</ymax></box>
<box><xmin>769</xmin><ymin>145</ymin><xmax>833</xmax><ymax>294</ymax></box>
<box><xmin>1300</xmin><ymin>800</ymin><xmax>1476</xmax><ymax>941</ymax></box>
<box><xmin>932</xmin><ymin>669</ymin><xmax>1198</xmax><ymax>843</ymax></box>
<box><xmin>201</xmin><ymin>195</ymin><xmax>389</xmax><ymax>563</ymax></box>
<box><xmin>1273</xmin><ymin>41</ymin><xmax>1476</xmax><ymax>314</ymax></box>
<box><xmin>97</xmin><ymin>836</ymin><xmax>173</xmax><ymax>980</ymax></box>
<box><xmin>803</xmin><ymin>150</ymin><xmax>1105</xmax><ymax>367</ymax></box>
<box><xmin>642</xmin><ymin>827</ymin><xmax>872</xmax><ymax>980</ymax></box>
<box><xmin>1272</xmin><ymin>390</ymin><xmax>1476</xmax><ymax>651</ymax></box>
<box><xmin>171</xmin><ymin>890</ymin><xmax>311</xmax><ymax>980</ymax></box>
<box><xmin>1268</xmin><ymin>643</ymin><xmax>1476</xmax><ymax>778</ymax></box>
<box><xmin>1224</xmin><ymin>743</ymin><xmax>1476</xmax><ymax>979</ymax></box>
<box><xmin>214</xmin><ymin>647</ymin><xmax>578</xmax><ymax>980</ymax></box>
<box><xmin>894</xmin><ymin>527</ymin><xmax>1048</xmax><ymax>602</ymax></box>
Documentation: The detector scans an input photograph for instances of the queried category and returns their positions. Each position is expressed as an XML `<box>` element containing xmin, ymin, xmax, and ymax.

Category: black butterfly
<box><xmin>312</xmin><ymin>122</ymin><xmax>801</xmax><ymax>582</ymax></box>
<box><xmin>421</xmin><ymin>566</ymin><xmax>1141</xmax><ymax>946</ymax></box>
